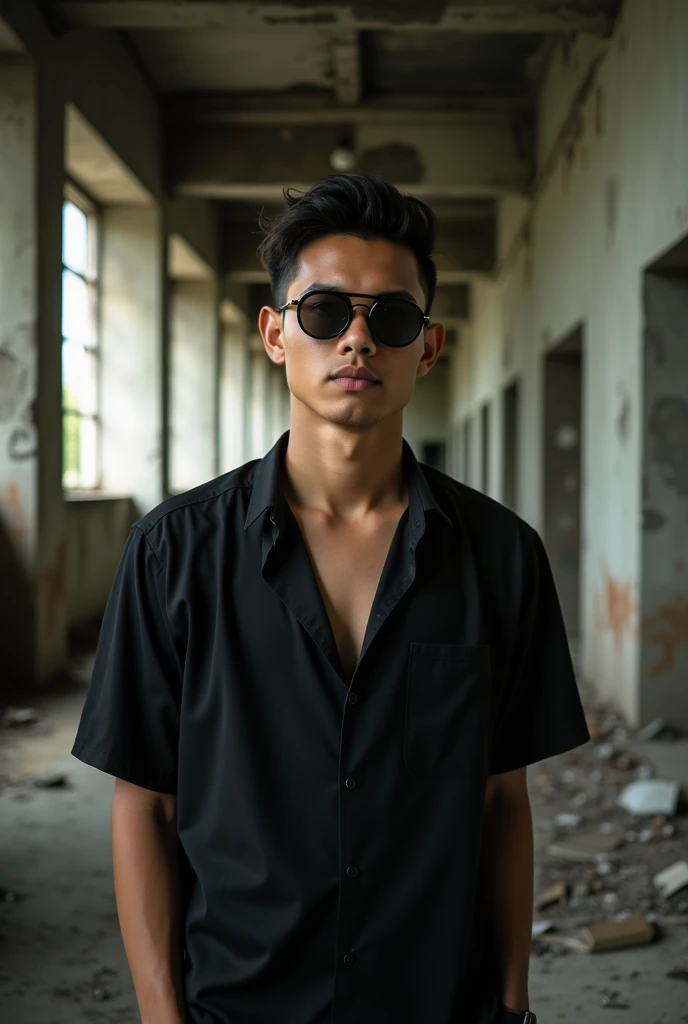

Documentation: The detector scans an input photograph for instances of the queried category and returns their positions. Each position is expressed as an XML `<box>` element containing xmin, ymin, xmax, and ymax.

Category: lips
<box><xmin>331</xmin><ymin>366</ymin><xmax>379</xmax><ymax>390</ymax></box>
<box><xmin>332</xmin><ymin>376</ymin><xmax>378</xmax><ymax>391</ymax></box>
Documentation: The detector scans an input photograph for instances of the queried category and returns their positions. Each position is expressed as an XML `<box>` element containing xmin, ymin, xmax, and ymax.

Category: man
<box><xmin>73</xmin><ymin>173</ymin><xmax>589</xmax><ymax>1024</ymax></box>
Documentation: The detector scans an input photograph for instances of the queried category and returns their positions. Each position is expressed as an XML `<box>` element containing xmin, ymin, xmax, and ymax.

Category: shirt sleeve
<box><xmin>488</xmin><ymin>527</ymin><xmax>590</xmax><ymax>775</ymax></box>
<box><xmin>71</xmin><ymin>524</ymin><xmax>183</xmax><ymax>794</ymax></box>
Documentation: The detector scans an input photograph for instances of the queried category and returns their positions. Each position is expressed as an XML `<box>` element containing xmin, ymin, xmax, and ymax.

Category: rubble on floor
<box><xmin>531</xmin><ymin>700</ymin><xmax>688</xmax><ymax>968</ymax></box>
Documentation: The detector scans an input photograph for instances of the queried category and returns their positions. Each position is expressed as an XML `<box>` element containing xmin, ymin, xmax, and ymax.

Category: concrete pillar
<box><xmin>248</xmin><ymin>343</ymin><xmax>269</xmax><ymax>460</ymax></box>
<box><xmin>269</xmin><ymin>366</ymin><xmax>287</xmax><ymax>447</ymax></box>
<box><xmin>169</xmin><ymin>278</ymin><xmax>219</xmax><ymax>493</ymax></box>
<box><xmin>100</xmin><ymin>206</ymin><xmax>166</xmax><ymax>513</ymax></box>
<box><xmin>219</xmin><ymin>308</ymin><xmax>249</xmax><ymax>473</ymax></box>
<box><xmin>0</xmin><ymin>58</ymin><xmax>66</xmax><ymax>685</ymax></box>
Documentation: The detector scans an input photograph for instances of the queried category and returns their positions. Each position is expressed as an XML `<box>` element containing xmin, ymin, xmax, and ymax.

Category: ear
<box><xmin>416</xmin><ymin>322</ymin><xmax>445</xmax><ymax>378</ymax></box>
<box><xmin>259</xmin><ymin>305</ymin><xmax>286</xmax><ymax>366</ymax></box>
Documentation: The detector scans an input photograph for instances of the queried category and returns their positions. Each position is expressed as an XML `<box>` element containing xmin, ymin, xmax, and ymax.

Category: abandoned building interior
<box><xmin>0</xmin><ymin>0</ymin><xmax>687</xmax><ymax>1021</ymax></box>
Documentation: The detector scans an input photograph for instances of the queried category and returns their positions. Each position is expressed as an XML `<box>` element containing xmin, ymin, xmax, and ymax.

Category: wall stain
<box><xmin>644</xmin><ymin>325</ymin><xmax>665</xmax><ymax>366</ymax></box>
<box><xmin>644</xmin><ymin>595</ymin><xmax>688</xmax><ymax>677</ymax></box>
<box><xmin>594</xmin><ymin>566</ymin><xmax>635</xmax><ymax>651</ymax></box>
<box><xmin>0</xmin><ymin>345</ymin><xmax>27</xmax><ymax>422</ymax></box>
<box><xmin>4</xmin><ymin>482</ymin><xmax>28</xmax><ymax>543</ymax></box>
<box><xmin>8</xmin><ymin>423</ymin><xmax>37</xmax><ymax>461</ymax></box>
<box><xmin>615</xmin><ymin>383</ymin><xmax>631</xmax><ymax>445</ymax></box>
<box><xmin>643</xmin><ymin>507</ymin><xmax>667</xmax><ymax>533</ymax></box>
<box><xmin>37</xmin><ymin>539</ymin><xmax>67</xmax><ymax>639</ymax></box>
<box><xmin>649</xmin><ymin>395</ymin><xmax>688</xmax><ymax>496</ymax></box>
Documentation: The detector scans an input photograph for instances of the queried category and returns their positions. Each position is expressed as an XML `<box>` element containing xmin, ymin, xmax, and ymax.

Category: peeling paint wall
<box><xmin>449</xmin><ymin>0</ymin><xmax>688</xmax><ymax>725</ymax></box>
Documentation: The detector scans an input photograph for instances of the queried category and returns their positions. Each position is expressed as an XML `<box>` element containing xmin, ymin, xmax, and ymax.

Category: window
<box><xmin>61</xmin><ymin>188</ymin><xmax>100</xmax><ymax>489</ymax></box>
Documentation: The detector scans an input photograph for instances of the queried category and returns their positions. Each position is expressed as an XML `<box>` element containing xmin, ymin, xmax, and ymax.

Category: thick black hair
<box><xmin>257</xmin><ymin>173</ymin><xmax>437</xmax><ymax>313</ymax></box>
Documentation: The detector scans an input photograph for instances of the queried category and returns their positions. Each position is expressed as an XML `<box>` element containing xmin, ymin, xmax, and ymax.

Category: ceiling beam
<box><xmin>221</xmin><ymin>213</ymin><xmax>495</xmax><ymax>278</ymax></box>
<box><xmin>167</xmin><ymin>120</ymin><xmax>531</xmax><ymax>201</ymax></box>
<box><xmin>55</xmin><ymin>2</ymin><xmax>618</xmax><ymax>36</ymax></box>
<box><xmin>164</xmin><ymin>93</ymin><xmax>532</xmax><ymax>127</ymax></box>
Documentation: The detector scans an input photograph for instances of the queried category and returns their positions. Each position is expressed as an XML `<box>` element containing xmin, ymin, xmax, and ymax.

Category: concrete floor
<box><xmin>1</xmin><ymin>667</ymin><xmax>687</xmax><ymax>1024</ymax></box>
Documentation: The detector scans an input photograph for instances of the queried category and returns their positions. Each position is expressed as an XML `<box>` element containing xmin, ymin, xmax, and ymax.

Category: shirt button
<box><xmin>347</xmin><ymin>692</ymin><xmax>358</xmax><ymax>705</ymax></box>
<box><xmin>345</xmin><ymin>777</ymin><xmax>357</xmax><ymax>790</ymax></box>
<box><xmin>346</xmin><ymin>865</ymin><xmax>359</xmax><ymax>878</ymax></box>
<box><xmin>343</xmin><ymin>952</ymin><xmax>355</xmax><ymax>965</ymax></box>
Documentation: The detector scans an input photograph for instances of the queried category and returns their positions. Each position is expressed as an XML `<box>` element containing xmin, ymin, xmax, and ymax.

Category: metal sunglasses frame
<box><xmin>277</xmin><ymin>289</ymin><xmax>430</xmax><ymax>348</ymax></box>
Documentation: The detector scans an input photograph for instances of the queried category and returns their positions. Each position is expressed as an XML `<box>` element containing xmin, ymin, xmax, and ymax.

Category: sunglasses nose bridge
<box><xmin>338</xmin><ymin>300</ymin><xmax>376</xmax><ymax>348</ymax></box>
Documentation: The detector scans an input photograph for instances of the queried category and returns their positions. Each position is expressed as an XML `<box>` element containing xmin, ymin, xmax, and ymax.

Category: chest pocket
<box><xmin>404</xmin><ymin>642</ymin><xmax>492</xmax><ymax>778</ymax></box>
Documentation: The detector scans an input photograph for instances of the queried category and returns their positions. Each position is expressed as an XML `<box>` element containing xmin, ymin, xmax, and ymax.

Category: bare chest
<box><xmin>292</xmin><ymin>509</ymin><xmax>405</xmax><ymax>683</ymax></box>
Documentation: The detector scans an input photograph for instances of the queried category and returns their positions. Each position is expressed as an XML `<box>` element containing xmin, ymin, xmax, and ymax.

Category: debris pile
<box><xmin>531</xmin><ymin>706</ymin><xmax>688</xmax><ymax>975</ymax></box>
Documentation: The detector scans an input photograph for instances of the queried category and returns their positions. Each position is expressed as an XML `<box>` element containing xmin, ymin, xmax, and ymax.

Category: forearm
<box><xmin>482</xmin><ymin>770</ymin><xmax>534</xmax><ymax>1013</ymax></box>
<box><xmin>112</xmin><ymin>781</ymin><xmax>186</xmax><ymax>1024</ymax></box>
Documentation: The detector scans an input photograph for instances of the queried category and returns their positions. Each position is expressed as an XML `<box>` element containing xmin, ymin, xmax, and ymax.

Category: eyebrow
<box><xmin>299</xmin><ymin>283</ymin><xmax>418</xmax><ymax>303</ymax></box>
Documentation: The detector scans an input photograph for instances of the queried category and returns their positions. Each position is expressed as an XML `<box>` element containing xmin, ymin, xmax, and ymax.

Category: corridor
<box><xmin>1</xmin><ymin>1</ymin><xmax>688</xmax><ymax>1021</ymax></box>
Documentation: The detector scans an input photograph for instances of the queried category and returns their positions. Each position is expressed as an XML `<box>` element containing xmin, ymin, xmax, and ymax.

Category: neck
<box><xmin>284</xmin><ymin>405</ymin><xmax>406</xmax><ymax>522</ymax></box>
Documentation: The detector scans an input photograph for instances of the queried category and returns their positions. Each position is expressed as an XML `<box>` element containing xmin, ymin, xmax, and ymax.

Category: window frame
<box><xmin>61</xmin><ymin>181</ymin><xmax>102</xmax><ymax>492</ymax></box>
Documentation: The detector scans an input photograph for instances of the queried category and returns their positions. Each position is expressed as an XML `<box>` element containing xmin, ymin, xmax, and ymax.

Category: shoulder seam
<box><xmin>132</xmin><ymin>523</ymin><xmax>166</xmax><ymax>575</ymax></box>
<box><xmin>140</xmin><ymin>481</ymin><xmax>253</xmax><ymax>532</ymax></box>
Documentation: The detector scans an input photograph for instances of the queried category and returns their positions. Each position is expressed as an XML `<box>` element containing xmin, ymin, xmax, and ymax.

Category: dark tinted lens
<box><xmin>299</xmin><ymin>292</ymin><xmax>350</xmax><ymax>339</ymax></box>
<box><xmin>369</xmin><ymin>298</ymin><xmax>423</xmax><ymax>347</ymax></box>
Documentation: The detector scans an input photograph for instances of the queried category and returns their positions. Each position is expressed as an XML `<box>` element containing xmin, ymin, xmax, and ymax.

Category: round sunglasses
<box><xmin>278</xmin><ymin>290</ymin><xmax>430</xmax><ymax>348</ymax></box>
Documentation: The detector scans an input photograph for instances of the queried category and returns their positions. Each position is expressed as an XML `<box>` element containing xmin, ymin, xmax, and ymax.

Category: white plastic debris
<box><xmin>532</xmin><ymin>920</ymin><xmax>554</xmax><ymax>937</ymax></box>
<box><xmin>653</xmin><ymin>860</ymin><xmax>688</xmax><ymax>899</ymax></box>
<box><xmin>555</xmin><ymin>812</ymin><xmax>582</xmax><ymax>829</ymax></box>
<box><xmin>617</xmin><ymin>779</ymin><xmax>680</xmax><ymax>817</ymax></box>
<box><xmin>637</xmin><ymin>718</ymin><xmax>666</xmax><ymax>742</ymax></box>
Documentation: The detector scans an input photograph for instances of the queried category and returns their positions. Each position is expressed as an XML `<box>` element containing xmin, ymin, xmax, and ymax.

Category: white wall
<box><xmin>450</xmin><ymin>0</ymin><xmax>688</xmax><ymax>725</ymax></box>
<box><xmin>404</xmin><ymin>362</ymin><xmax>450</xmax><ymax>463</ymax></box>
<box><xmin>169</xmin><ymin>279</ymin><xmax>219</xmax><ymax>493</ymax></box>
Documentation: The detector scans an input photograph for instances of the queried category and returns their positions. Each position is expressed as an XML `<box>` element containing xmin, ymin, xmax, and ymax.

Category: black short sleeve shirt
<box><xmin>72</xmin><ymin>431</ymin><xmax>589</xmax><ymax>1024</ymax></box>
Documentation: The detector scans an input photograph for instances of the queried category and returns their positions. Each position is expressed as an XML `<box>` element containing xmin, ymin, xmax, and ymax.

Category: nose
<box><xmin>335</xmin><ymin>302</ymin><xmax>377</xmax><ymax>356</ymax></box>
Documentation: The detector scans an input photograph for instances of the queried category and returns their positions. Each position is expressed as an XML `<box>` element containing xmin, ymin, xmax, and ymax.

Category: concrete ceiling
<box><xmin>48</xmin><ymin>0</ymin><xmax>622</xmax><ymax>277</ymax></box>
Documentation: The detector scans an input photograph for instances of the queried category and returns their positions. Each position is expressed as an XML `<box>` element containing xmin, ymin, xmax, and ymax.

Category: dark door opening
<box><xmin>641</xmin><ymin>232</ymin><xmax>688</xmax><ymax>729</ymax></box>
<box><xmin>544</xmin><ymin>326</ymin><xmax>584</xmax><ymax>639</ymax></box>
<box><xmin>503</xmin><ymin>380</ymin><xmax>520</xmax><ymax>511</ymax></box>
<box><xmin>421</xmin><ymin>441</ymin><xmax>446</xmax><ymax>472</ymax></box>
<box><xmin>462</xmin><ymin>415</ymin><xmax>472</xmax><ymax>487</ymax></box>
<box><xmin>480</xmin><ymin>401</ymin><xmax>491</xmax><ymax>494</ymax></box>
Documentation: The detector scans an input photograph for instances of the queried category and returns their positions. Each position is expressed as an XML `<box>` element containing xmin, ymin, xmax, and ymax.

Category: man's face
<box><xmin>259</xmin><ymin>234</ymin><xmax>445</xmax><ymax>430</ymax></box>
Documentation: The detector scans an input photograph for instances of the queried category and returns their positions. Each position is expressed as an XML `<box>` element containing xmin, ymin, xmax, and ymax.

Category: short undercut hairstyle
<box><xmin>257</xmin><ymin>173</ymin><xmax>437</xmax><ymax>313</ymax></box>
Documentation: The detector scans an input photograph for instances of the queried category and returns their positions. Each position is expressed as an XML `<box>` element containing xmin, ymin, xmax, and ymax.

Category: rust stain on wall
<box><xmin>37</xmin><ymin>539</ymin><xmax>67</xmax><ymax>638</ymax></box>
<box><xmin>644</xmin><ymin>595</ymin><xmax>688</xmax><ymax>677</ymax></box>
<box><xmin>3</xmin><ymin>482</ymin><xmax>28</xmax><ymax>542</ymax></box>
<box><xmin>594</xmin><ymin>566</ymin><xmax>635</xmax><ymax>651</ymax></box>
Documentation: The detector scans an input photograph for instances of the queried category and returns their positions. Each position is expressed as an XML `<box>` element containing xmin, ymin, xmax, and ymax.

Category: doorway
<box><xmin>543</xmin><ymin>326</ymin><xmax>584</xmax><ymax>638</ymax></box>
<box><xmin>641</xmin><ymin>233</ymin><xmax>688</xmax><ymax>728</ymax></box>
<box><xmin>462</xmin><ymin>415</ymin><xmax>472</xmax><ymax>487</ymax></box>
<box><xmin>503</xmin><ymin>380</ymin><xmax>520</xmax><ymax>511</ymax></box>
<box><xmin>480</xmin><ymin>401</ymin><xmax>491</xmax><ymax>494</ymax></box>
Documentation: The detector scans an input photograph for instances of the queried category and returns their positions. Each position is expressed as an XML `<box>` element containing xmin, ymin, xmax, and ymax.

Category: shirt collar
<box><xmin>244</xmin><ymin>430</ymin><xmax>453</xmax><ymax>532</ymax></box>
